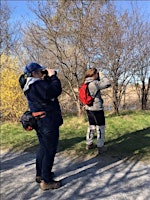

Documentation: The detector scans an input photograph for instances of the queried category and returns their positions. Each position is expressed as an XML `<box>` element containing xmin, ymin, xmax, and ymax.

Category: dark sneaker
<box><xmin>86</xmin><ymin>143</ymin><xmax>96</xmax><ymax>150</ymax></box>
<box><xmin>98</xmin><ymin>146</ymin><xmax>108</xmax><ymax>155</ymax></box>
<box><xmin>40</xmin><ymin>180</ymin><xmax>61</xmax><ymax>190</ymax></box>
<box><xmin>35</xmin><ymin>172</ymin><xmax>55</xmax><ymax>183</ymax></box>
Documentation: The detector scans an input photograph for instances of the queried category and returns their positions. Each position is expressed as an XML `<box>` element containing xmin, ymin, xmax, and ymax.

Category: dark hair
<box><xmin>19</xmin><ymin>74</ymin><xmax>27</xmax><ymax>89</ymax></box>
<box><xmin>33</xmin><ymin>69</ymin><xmax>42</xmax><ymax>75</ymax></box>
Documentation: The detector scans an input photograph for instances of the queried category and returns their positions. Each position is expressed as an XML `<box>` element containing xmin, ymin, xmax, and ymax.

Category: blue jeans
<box><xmin>35</xmin><ymin>115</ymin><xmax>59</xmax><ymax>183</ymax></box>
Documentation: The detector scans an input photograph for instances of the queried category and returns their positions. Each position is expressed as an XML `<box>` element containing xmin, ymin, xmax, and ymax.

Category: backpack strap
<box><xmin>87</xmin><ymin>81</ymin><xmax>99</xmax><ymax>98</ymax></box>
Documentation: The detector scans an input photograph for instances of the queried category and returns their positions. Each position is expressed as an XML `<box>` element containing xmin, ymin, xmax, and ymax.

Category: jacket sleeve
<box><xmin>44</xmin><ymin>75</ymin><xmax>62</xmax><ymax>99</ymax></box>
<box><xmin>97</xmin><ymin>76</ymin><xmax>111</xmax><ymax>90</ymax></box>
<box><xmin>32</xmin><ymin>75</ymin><xmax>62</xmax><ymax>101</ymax></box>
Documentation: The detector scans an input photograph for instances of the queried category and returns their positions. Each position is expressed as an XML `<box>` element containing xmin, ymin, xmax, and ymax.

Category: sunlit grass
<box><xmin>1</xmin><ymin>110</ymin><xmax>150</xmax><ymax>161</ymax></box>
<box><xmin>1</xmin><ymin>122</ymin><xmax>37</xmax><ymax>152</ymax></box>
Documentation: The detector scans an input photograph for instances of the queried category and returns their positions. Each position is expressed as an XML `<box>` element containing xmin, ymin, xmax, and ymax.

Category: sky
<box><xmin>5</xmin><ymin>0</ymin><xmax>150</xmax><ymax>23</ymax></box>
<box><xmin>6</xmin><ymin>0</ymin><xmax>36</xmax><ymax>22</ymax></box>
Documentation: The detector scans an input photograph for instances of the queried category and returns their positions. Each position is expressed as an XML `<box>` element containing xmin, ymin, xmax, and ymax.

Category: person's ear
<box><xmin>31</xmin><ymin>71</ymin><xmax>36</xmax><ymax>77</ymax></box>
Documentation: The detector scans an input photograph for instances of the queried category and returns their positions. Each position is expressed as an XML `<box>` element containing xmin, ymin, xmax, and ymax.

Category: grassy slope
<box><xmin>1</xmin><ymin>111</ymin><xmax>150</xmax><ymax>161</ymax></box>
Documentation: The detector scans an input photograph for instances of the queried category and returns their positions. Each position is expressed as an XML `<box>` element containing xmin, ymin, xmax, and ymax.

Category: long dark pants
<box><xmin>35</xmin><ymin>115</ymin><xmax>59</xmax><ymax>183</ymax></box>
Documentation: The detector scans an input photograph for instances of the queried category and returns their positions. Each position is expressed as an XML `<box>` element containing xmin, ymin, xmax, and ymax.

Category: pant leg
<box><xmin>41</xmin><ymin>128</ymin><xmax>59</xmax><ymax>183</ymax></box>
<box><xmin>35</xmin><ymin>115</ymin><xmax>59</xmax><ymax>183</ymax></box>
<box><xmin>96</xmin><ymin>125</ymin><xmax>105</xmax><ymax>147</ymax></box>
<box><xmin>36</xmin><ymin>140</ymin><xmax>44</xmax><ymax>177</ymax></box>
<box><xmin>86</xmin><ymin>125</ymin><xmax>96</xmax><ymax>145</ymax></box>
<box><xmin>86</xmin><ymin>110</ymin><xmax>97</xmax><ymax>145</ymax></box>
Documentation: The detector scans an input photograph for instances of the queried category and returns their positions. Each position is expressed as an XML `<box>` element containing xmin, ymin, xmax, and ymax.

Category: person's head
<box><xmin>83</xmin><ymin>68</ymin><xmax>98</xmax><ymax>82</ymax></box>
<box><xmin>24</xmin><ymin>62</ymin><xmax>46</xmax><ymax>79</ymax></box>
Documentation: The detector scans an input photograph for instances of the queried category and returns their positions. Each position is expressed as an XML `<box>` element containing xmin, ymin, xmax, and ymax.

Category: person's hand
<box><xmin>46</xmin><ymin>69</ymin><xmax>55</xmax><ymax>77</ymax></box>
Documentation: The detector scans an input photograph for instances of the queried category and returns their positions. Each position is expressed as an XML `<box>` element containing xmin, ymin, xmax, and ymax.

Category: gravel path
<box><xmin>1</xmin><ymin>150</ymin><xmax>150</xmax><ymax>200</ymax></box>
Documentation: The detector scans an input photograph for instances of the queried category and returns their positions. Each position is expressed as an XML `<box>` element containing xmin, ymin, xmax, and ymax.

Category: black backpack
<box><xmin>20</xmin><ymin>111</ymin><xmax>37</xmax><ymax>131</ymax></box>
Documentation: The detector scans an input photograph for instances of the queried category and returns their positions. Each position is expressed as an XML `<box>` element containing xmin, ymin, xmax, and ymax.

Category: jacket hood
<box><xmin>23</xmin><ymin>77</ymin><xmax>40</xmax><ymax>92</ymax></box>
<box><xmin>84</xmin><ymin>77</ymin><xmax>94</xmax><ymax>84</ymax></box>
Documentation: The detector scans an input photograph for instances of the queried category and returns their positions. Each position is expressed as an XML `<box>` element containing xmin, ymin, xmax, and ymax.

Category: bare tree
<box><xmin>90</xmin><ymin>3</ymin><xmax>150</xmax><ymax>114</ymax></box>
<box><xmin>133</xmin><ymin>22</ymin><xmax>150</xmax><ymax>110</ymax></box>
<box><xmin>0</xmin><ymin>1</ymin><xmax>20</xmax><ymax>56</ymax></box>
<box><xmin>20</xmin><ymin>0</ymin><xmax>108</xmax><ymax>116</ymax></box>
<box><xmin>19</xmin><ymin>0</ymin><xmax>149</xmax><ymax>115</ymax></box>
<box><xmin>0</xmin><ymin>1</ymin><xmax>11</xmax><ymax>54</ymax></box>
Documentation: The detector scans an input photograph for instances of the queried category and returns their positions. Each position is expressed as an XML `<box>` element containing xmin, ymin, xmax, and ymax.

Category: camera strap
<box><xmin>32</xmin><ymin>111</ymin><xmax>46</xmax><ymax>118</ymax></box>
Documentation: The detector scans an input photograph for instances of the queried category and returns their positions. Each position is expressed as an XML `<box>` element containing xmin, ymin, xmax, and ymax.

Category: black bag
<box><xmin>20</xmin><ymin>111</ymin><xmax>37</xmax><ymax>131</ymax></box>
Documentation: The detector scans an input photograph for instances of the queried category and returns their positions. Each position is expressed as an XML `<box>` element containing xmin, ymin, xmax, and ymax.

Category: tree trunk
<box><xmin>112</xmin><ymin>83</ymin><xmax>120</xmax><ymax>114</ymax></box>
<box><xmin>76</xmin><ymin>101</ymin><xmax>83</xmax><ymax>117</ymax></box>
<box><xmin>141</xmin><ymin>77</ymin><xmax>150</xmax><ymax>110</ymax></box>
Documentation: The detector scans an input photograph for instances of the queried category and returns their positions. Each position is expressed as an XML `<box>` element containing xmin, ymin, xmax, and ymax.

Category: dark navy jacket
<box><xmin>24</xmin><ymin>75</ymin><xmax>63</xmax><ymax>127</ymax></box>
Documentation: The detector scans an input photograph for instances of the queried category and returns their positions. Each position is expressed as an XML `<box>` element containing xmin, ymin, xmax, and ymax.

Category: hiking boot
<box><xmin>86</xmin><ymin>143</ymin><xmax>96</xmax><ymax>150</ymax></box>
<box><xmin>40</xmin><ymin>180</ymin><xmax>61</xmax><ymax>190</ymax></box>
<box><xmin>35</xmin><ymin>172</ymin><xmax>55</xmax><ymax>183</ymax></box>
<box><xmin>98</xmin><ymin>146</ymin><xmax>108</xmax><ymax>155</ymax></box>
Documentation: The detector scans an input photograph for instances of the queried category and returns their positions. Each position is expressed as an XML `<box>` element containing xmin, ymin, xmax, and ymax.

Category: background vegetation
<box><xmin>1</xmin><ymin>0</ymin><xmax>150</xmax><ymax>121</ymax></box>
<box><xmin>0</xmin><ymin>1</ymin><xmax>149</xmax><ymax>162</ymax></box>
<box><xmin>1</xmin><ymin>111</ymin><xmax>150</xmax><ymax>161</ymax></box>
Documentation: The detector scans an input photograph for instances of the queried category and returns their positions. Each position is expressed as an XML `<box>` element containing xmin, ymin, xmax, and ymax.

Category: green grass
<box><xmin>1</xmin><ymin>111</ymin><xmax>150</xmax><ymax>161</ymax></box>
<box><xmin>1</xmin><ymin>123</ymin><xmax>38</xmax><ymax>151</ymax></box>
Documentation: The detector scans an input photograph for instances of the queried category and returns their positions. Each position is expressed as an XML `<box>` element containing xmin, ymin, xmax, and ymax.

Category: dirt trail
<box><xmin>1</xmin><ymin>150</ymin><xmax>150</xmax><ymax>200</ymax></box>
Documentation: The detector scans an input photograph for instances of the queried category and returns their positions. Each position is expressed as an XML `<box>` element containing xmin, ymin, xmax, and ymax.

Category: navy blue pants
<box><xmin>35</xmin><ymin>114</ymin><xmax>59</xmax><ymax>183</ymax></box>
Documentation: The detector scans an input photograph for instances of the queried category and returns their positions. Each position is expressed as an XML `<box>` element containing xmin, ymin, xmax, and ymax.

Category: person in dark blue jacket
<box><xmin>22</xmin><ymin>62</ymin><xmax>63</xmax><ymax>191</ymax></box>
